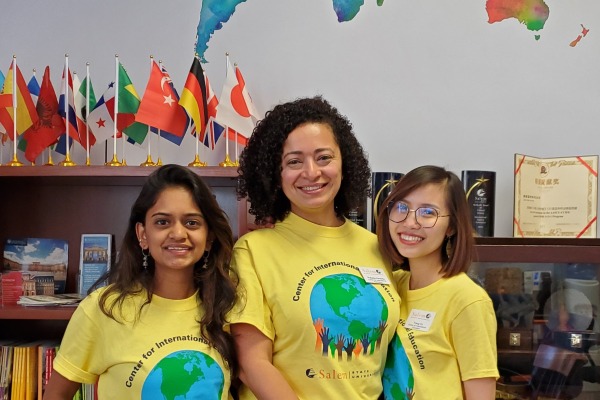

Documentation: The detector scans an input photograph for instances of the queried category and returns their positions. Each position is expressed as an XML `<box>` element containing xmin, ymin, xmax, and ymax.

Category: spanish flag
<box><xmin>0</xmin><ymin>59</ymin><xmax>38</xmax><ymax>141</ymax></box>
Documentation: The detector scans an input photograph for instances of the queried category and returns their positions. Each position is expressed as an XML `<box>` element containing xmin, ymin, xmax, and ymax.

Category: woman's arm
<box><xmin>42</xmin><ymin>370</ymin><xmax>82</xmax><ymax>400</ymax></box>
<box><xmin>463</xmin><ymin>377</ymin><xmax>496</xmax><ymax>400</ymax></box>
<box><xmin>231</xmin><ymin>323</ymin><xmax>299</xmax><ymax>400</ymax></box>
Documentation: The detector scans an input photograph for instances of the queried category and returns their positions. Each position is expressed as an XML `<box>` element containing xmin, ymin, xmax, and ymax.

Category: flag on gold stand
<box><xmin>179</xmin><ymin>56</ymin><xmax>208</xmax><ymax>139</ymax></box>
<box><xmin>136</xmin><ymin>61</ymin><xmax>188</xmax><ymax>137</ymax></box>
<box><xmin>18</xmin><ymin>66</ymin><xmax>65</xmax><ymax>162</ymax></box>
<box><xmin>0</xmin><ymin>59</ymin><xmax>38</xmax><ymax>141</ymax></box>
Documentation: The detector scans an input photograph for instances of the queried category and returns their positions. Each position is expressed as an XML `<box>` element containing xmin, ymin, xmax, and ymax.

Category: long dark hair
<box><xmin>237</xmin><ymin>96</ymin><xmax>371</xmax><ymax>223</ymax></box>
<box><xmin>92</xmin><ymin>164</ymin><xmax>238</xmax><ymax>374</ymax></box>
<box><xmin>376</xmin><ymin>165</ymin><xmax>474</xmax><ymax>276</ymax></box>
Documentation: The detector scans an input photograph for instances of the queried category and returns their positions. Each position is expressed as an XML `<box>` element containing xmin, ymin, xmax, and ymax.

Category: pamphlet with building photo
<box><xmin>1</xmin><ymin>238</ymin><xmax>68</xmax><ymax>305</ymax></box>
<box><xmin>79</xmin><ymin>234</ymin><xmax>112</xmax><ymax>296</ymax></box>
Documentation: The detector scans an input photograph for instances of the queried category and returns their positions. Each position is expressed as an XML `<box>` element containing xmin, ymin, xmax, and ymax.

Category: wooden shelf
<box><xmin>0</xmin><ymin>304</ymin><xmax>76</xmax><ymax>320</ymax></box>
<box><xmin>474</xmin><ymin>237</ymin><xmax>600</xmax><ymax>263</ymax></box>
<box><xmin>0</xmin><ymin>165</ymin><xmax>239</xmax><ymax>178</ymax></box>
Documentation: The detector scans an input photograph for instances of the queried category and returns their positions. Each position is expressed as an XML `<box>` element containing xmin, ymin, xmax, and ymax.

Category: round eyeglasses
<box><xmin>387</xmin><ymin>201</ymin><xmax>450</xmax><ymax>228</ymax></box>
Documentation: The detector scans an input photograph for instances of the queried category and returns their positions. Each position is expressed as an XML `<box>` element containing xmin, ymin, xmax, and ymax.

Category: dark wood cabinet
<box><xmin>473</xmin><ymin>238</ymin><xmax>600</xmax><ymax>399</ymax></box>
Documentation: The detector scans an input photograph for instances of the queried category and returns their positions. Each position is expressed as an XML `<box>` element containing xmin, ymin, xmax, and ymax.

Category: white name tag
<box><xmin>404</xmin><ymin>309</ymin><xmax>436</xmax><ymax>332</ymax></box>
<box><xmin>358</xmin><ymin>267</ymin><xmax>391</xmax><ymax>285</ymax></box>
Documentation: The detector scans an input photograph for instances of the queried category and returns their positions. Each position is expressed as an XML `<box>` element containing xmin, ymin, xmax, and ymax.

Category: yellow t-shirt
<box><xmin>382</xmin><ymin>271</ymin><xmax>499</xmax><ymax>399</ymax></box>
<box><xmin>230</xmin><ymin>212</ymin><xmax>401</xmax><ymax>399</ymax></box>
<box><xmin>53</xmin><ymin>287</ymin><xmax>232</xmax><ymax>400</ymax></box>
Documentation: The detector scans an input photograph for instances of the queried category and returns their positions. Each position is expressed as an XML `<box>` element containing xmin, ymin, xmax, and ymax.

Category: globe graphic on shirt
<box><xmin>309</xmin><ymin>273</ymin><xmax>388</xmax><ymax>359</ymax></box>
<box><xmin>382</xmin><ymin>334</ymin><xmax>415</xmax><ymax>400</ymax></box>
<box><xmin>141</xmin><ymin>350</ymin><xmax>224</xmax><ymax>400</ymax></box>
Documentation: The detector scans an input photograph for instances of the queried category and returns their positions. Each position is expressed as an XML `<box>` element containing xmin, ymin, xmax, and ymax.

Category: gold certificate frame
<box><xmin>513</xmin><ymin>154</ymin><xmax>598</xmax><ymax>238</ymax></box>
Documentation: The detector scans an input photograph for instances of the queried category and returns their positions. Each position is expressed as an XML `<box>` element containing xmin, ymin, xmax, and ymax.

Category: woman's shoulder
<box><xmin>444</xmin><ymin>273</ymin><xmax>492</xmax><ymax>303</ymax></box>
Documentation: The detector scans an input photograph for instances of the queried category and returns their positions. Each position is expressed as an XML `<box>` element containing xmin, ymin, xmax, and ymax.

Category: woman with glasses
<box><xmin>229</xmin><ymin>96</ymin><xmax>400</xmax><ymax>399</ymax></box>
<box><xmin>376</xmin><ymin>165</ymin><xmax>498</xmax><ymax>400</ymax></box>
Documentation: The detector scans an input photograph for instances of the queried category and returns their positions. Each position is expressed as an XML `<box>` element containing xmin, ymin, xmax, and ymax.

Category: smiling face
<box><xmin>388</xmin><ymin>183</ymin><xmax>453</xmax><ymax>268</ymax></box>
<box><xmin>280</xmin><ymin>122</ymin><xmax>343</xmax><ymax>226</ymax></box>
<box><xmin>136</xmin><ymin>186</ymin><xmax>210</xmax><ymax>277</ymax></box>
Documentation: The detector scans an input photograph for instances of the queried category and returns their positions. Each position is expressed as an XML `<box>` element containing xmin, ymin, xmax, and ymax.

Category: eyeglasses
<box><xmin>387</xmin><ymin>201</ymin><xmax>450</xmax><ymax>228</ymax></box>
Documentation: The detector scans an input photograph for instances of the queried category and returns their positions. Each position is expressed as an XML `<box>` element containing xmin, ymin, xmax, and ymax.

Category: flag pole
<box><xmin>107</xmin><ymin>54</ymin><xmax>121</xmax><ymax>166</ymax></box>
<box><xmin>186</xmin><ymin>53</ymin><xmax>207</xmax><ymax>167</ymax></box>
<box><xmin>219</xmin><ymin>53</ymin><xmax>235</xmax><ymax>167</ymax></box>
<box><xmin>188</xmin><ymin>117</ymin><xmax>206</xmax><ymax>167</ymax></box>
<box><xmin>156</xmin><ymin>129</ymin><xmax>163</xmax><ymax>165</ymax></box>
<box><xmin>140</xmin><ymin>55</ymin><xmax>156</xmax><ymax>167</ymax></box>
<box><xmin>234</xmin><ymin>130</ymin><xmax>239</xmax><ymax>166</ymax></box>
<box><xmin>7</xmin><ymin>55</ymin><xmax>23</xmax><ymax>166</ymax></box>
<box><xmin>59</xmin><ymin>54</ymin><xmax>76</xmax><ymax>166</ymax></box>
<box><xmin>85</xmin><ymin>62</ymin><xmax>91</xmax><ymax>166</ymax></box>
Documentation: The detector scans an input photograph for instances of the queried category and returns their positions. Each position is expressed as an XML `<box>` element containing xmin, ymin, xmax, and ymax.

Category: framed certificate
<box><xmin>513</xmin><ymin>154</ymin><xmax>598</xmax><ymax>238</ymax></box>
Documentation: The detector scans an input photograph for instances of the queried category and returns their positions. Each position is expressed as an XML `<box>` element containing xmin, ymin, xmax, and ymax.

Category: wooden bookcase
<box><xmin>0</xmin><ymin>166</ymin><xmax>247</xmax><ymax>339</ymax></box>
<box><xmin>472</xmin><ymin>237</ymin><xmax>600</xmax><ymax>399</ymax></box>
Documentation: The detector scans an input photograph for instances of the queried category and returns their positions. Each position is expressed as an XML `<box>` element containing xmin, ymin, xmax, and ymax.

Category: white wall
<box><xmin>2</xmin><ymin>0</ymin><xmax>600</xmax><ymax>237</ymax></box>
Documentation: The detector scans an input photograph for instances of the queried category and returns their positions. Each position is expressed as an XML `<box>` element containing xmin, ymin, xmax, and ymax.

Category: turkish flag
<box><xmin>135</xmin><ymin>61</ymin><xmax>188</xmax><ymax>137</ymax></box>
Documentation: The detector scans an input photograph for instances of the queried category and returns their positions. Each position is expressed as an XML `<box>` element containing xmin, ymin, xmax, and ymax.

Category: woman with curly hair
<box><xmin>230</xmin><ymin>96</ymin><xmax>400</xmax><ymax>399</ymax></box>
<box><xmin>44</xmin><ymin>164</ymin><xmax>237</xmax><ymax>399</ymax></box>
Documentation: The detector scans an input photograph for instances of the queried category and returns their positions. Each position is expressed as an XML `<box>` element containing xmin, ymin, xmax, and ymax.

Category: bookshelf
<box><xmin>0</xmin><ymin>166</ymin><xmax>247</xmax><ymax>339</ymax></box>
<box><xmin>471</xmin><ymin>237</ymin><xmax>600</xmax><ymax>398</ymax></box>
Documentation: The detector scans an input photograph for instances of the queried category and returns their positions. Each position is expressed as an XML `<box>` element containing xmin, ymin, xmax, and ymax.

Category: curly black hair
<box><xmin>237</xmin><ymin>96</ymin><xmax>371</xmax><ymax>224</ymax></box>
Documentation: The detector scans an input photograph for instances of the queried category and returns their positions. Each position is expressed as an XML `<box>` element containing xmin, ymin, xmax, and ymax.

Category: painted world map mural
<box><xmin>195</xmin><ymin>0</ymin><xmax>586</xmax><ymax>62</ymax></box>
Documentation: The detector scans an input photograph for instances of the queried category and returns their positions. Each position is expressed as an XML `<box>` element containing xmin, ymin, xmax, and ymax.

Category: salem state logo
<box><xmin>306</xmin><ymin>368</ymin><xmax>316</xmax><ymax>378</ymax></box>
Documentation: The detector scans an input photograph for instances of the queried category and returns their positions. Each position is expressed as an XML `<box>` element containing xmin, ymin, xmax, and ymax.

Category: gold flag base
<box><xmin>4</xmin><ymin>154</ymin><xmax>23</xmax><ymax>167</ymax></box>
<box><xmin>85</xmin><ymin>156</ymin><xmax>91</xmax><ymax>166</ymax></box>
<box><xmin>219</xmin><ymin>154</ymin><xmax>236</xmax><ymax>167</ymax></box>
<box><xmin>155</xmin><ymin>158</ymin><xmax>163</xmax><ymax>166</ymax></box>
<box><xmin>140</xmin><ymin>155</ymin><xmax>156</xmax><ymax>167</ymax></box>
<box><xmin>105</xmin><ymin>154</ymin><xmax>123</xmax><ymax>167</ymax></box>
<box><xmin>44</xmin><ymin>150</ymin><xmax>54</xmax><ymax>166</ymax></box>
<box><xmin>59</xmin><ymin>154</ymin><xmax>76</xmax><ymax>167</ymax></box>
<box><xmin>188</xmin><ymin>154</ymin><xmax>207</xmax><ymax>167</ymax></box>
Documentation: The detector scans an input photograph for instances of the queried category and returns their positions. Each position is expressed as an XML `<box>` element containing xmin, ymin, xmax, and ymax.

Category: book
<box><xmin>79</xmin><ymin>234</ymin><xmax>112</xmax><ymax>296</ymax></box>
<box><xmin>1</xmin><ymin>238</ymin><xmax>68</xmax><ymax>305</ymax></box>
<box><xmin>36</xmin><ymin>341</ymin><xmax>58</xmax><ymax>400</ymax></box>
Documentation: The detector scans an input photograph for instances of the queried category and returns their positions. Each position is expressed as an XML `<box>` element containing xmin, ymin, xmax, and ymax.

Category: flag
<box><xmin>150</xmin><ymin>126</ymin><xmax>185</xmax><ymax>146</ymax></box>
<box><xmin>88</xmin><ymin>78</ymin><xmax>146</xmax><ymax>145</ymax></box>
<box><xmin>227</xmin><ymin>127</ymin><xmax>249</xmax><ymax>146</ymax></box>
<box><xmin>18</xmin><ymin>66</ymin><xmax>65</xmax><ymax>162</ymax></box>
<box><xmin>0</xmin><ymin>69</ymin><xmax>5</xmax><ymax>92</ymax></box>
<box><xmin>27</xmin><ymin>72</ymin><xmax>40</xmax><ymax>104</ymax></box>
<box><xmin>179</xmin><ymin>56</ymin><xmax>208</xmax><ymax>140</ymax></box>
<box><xmin>206</xmin><ymin>73</ymin><xmax>218</xmax><ymax>120</ymax></box>
<box><xmin>73</xmin><ymin>73</ymin><xmax>97</xmax><ymax>149</ymax></box>
<box><xmin>215</xmin><ymin>62</ymin><xmax>259</xmax><ymax>137</ymax></box>
<box><xmin>135</xmin><ymin>61</ymin><xmax>188</xmax><ymax>137</ymax></box>
<box><xmin>117</xmin><ymin>62</ymin><xmax>147</xmax><ymax>145</ymax></box>
<box><xmin>87</xmin><ymin>81</ymin><xmax>118</xmax><ymax>144</ymax></box>
<box><xmin>57</xmin><ymin>66</ymin><xmax>81</xmax><ymax>153</ymax></box>
<box><xmin>0</xmin><ymin>59</ymin><xmax>38</xmax><ymax>140</ymax></box>
<box><xmin>203</xmin><ymin>118</ymin><xmax>225</xmax><ymax>150</ymax></box>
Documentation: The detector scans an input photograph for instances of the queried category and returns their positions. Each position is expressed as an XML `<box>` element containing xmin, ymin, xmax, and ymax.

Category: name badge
<box><xmin>404</xmin><ymin>309</ymin><xmax>436</xmax><ymax>332</ymax></box>
<box><xmin>358</xmin><ymin>267</ymin><xmax>391</xmax><ymax>285</ymax></box>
